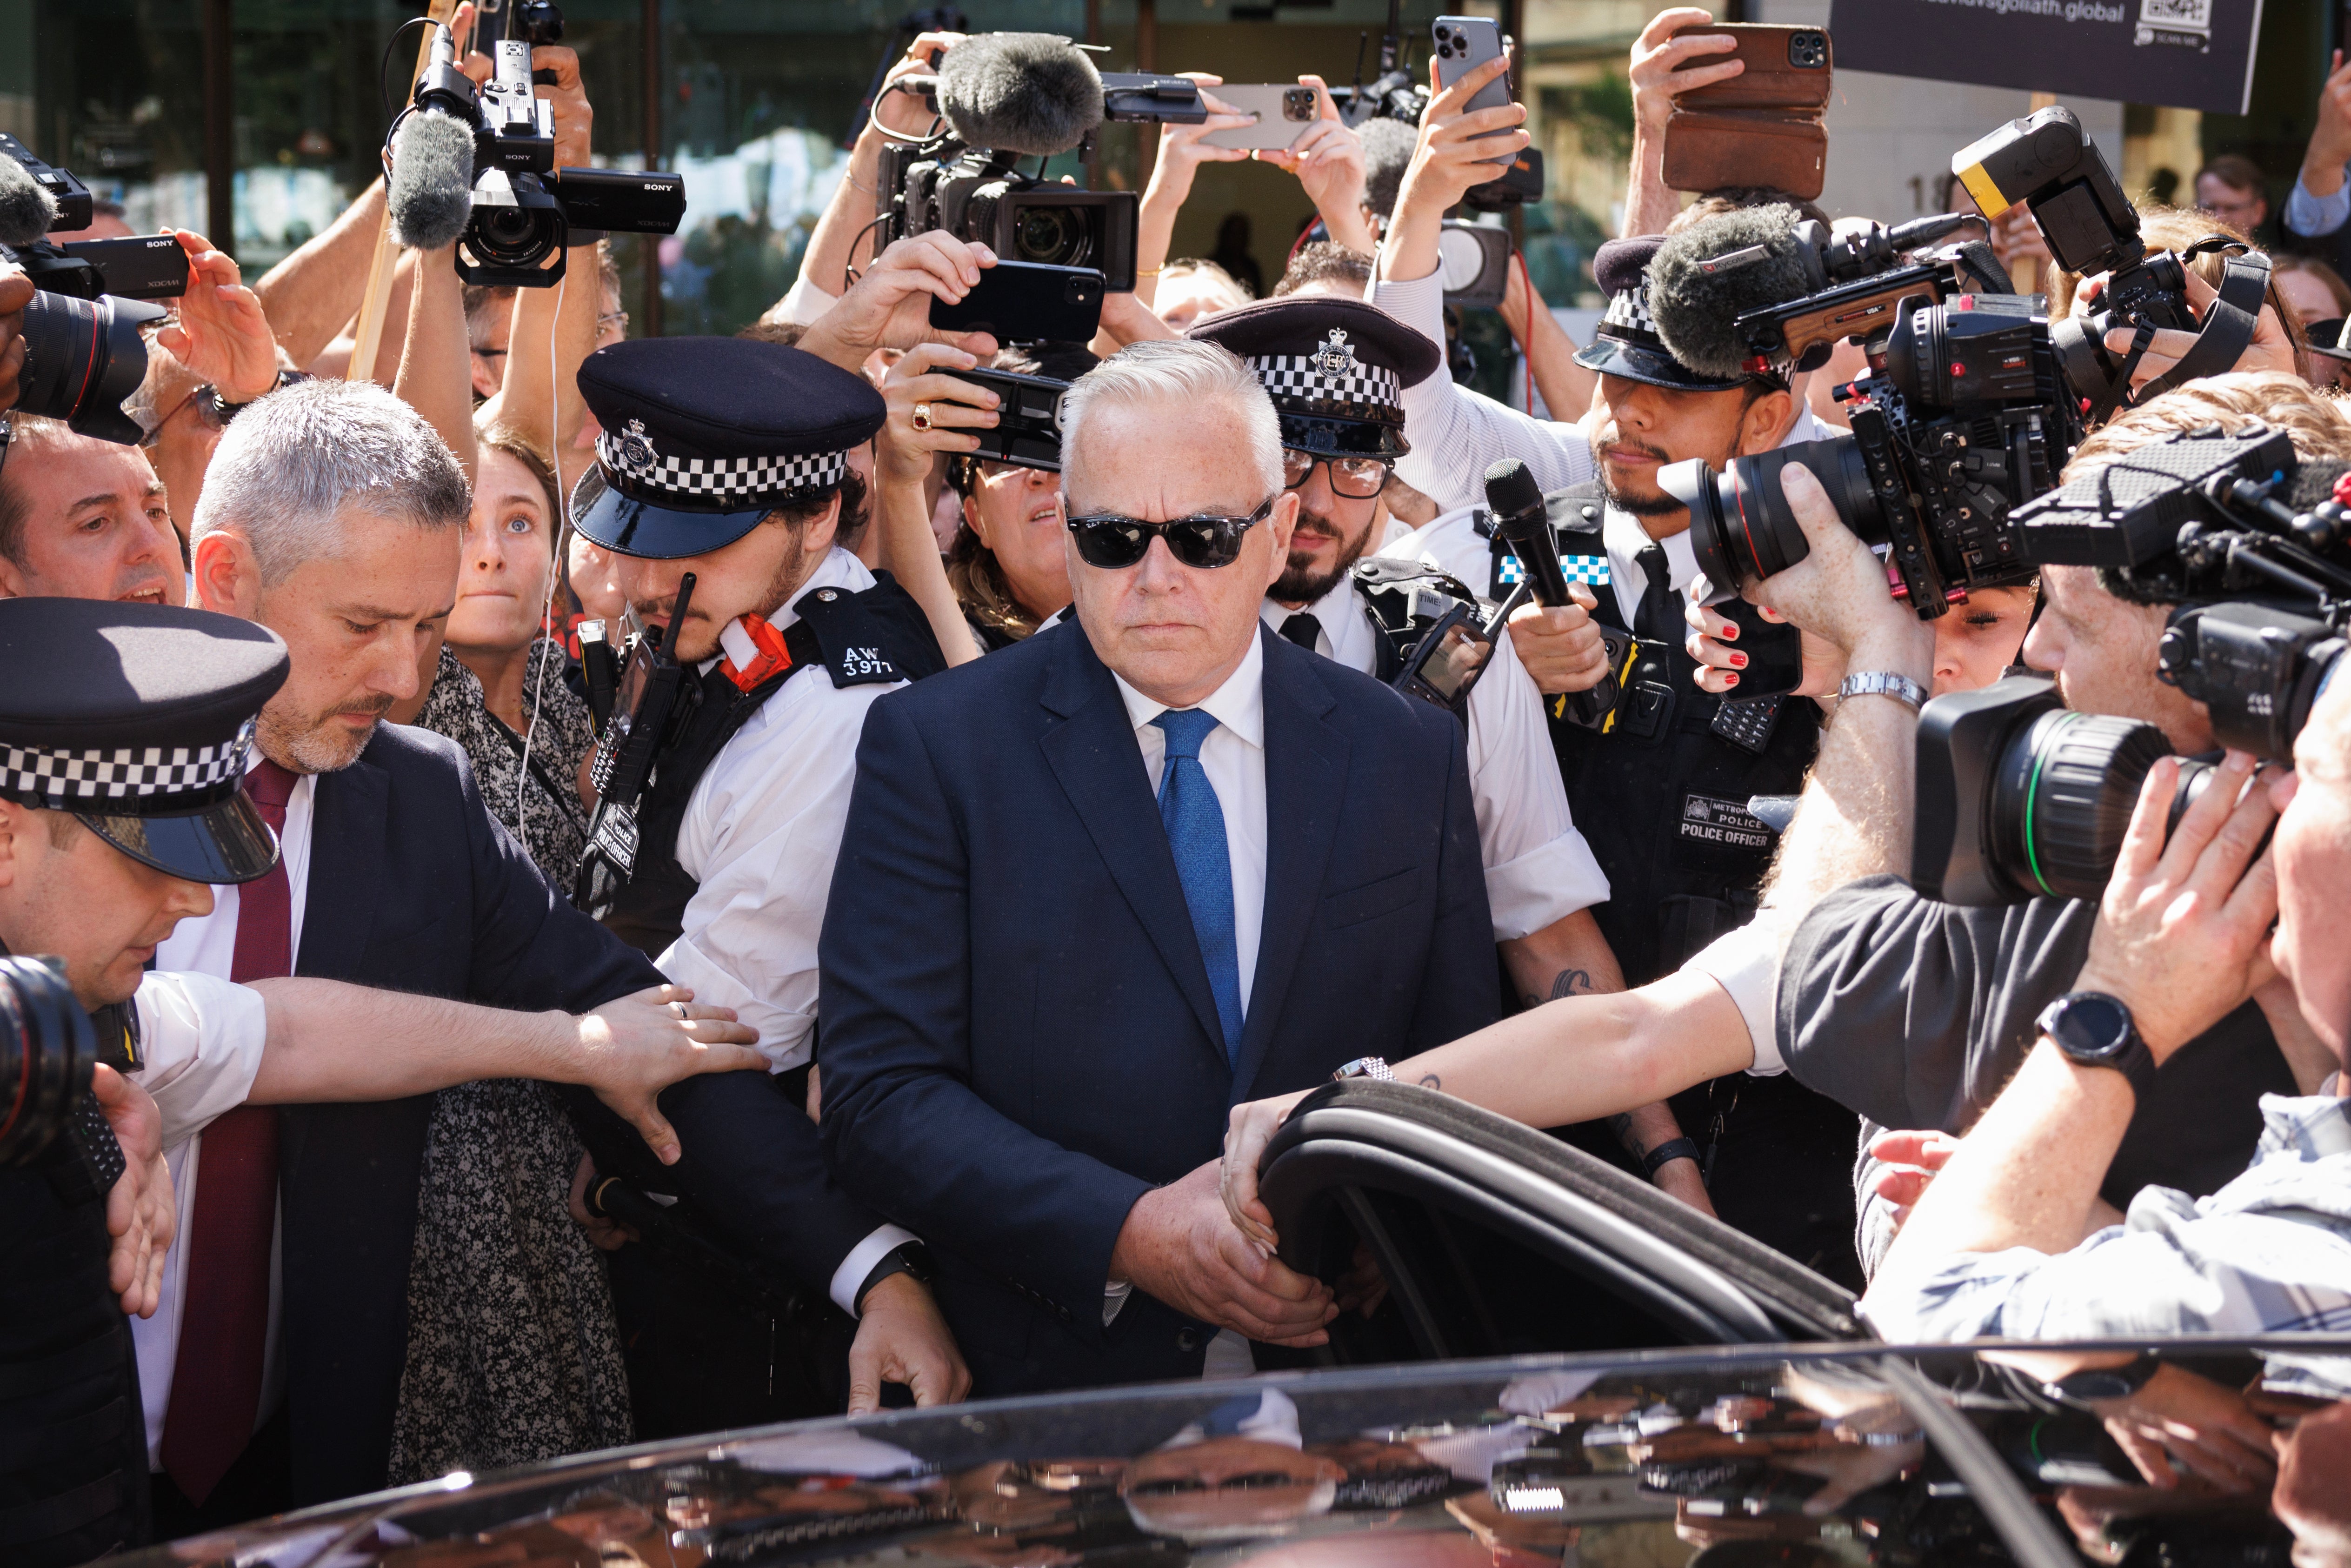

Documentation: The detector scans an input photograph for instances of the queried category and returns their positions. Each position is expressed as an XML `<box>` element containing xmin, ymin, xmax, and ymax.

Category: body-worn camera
<box><xmin>396</xmin><ymin>25</ymin><xmax>685</xmax><ymax>287</ymax></box>
<box><xmin>1354</xmin><ymin>558</ymin><xmax>1499</xmax><ymax>720</ymax></box>
<box><xmin>0</xmin><ymin>134</ymin><xmax>186</xmax><ymax>445</ymax></box>
<box><xmin>1913</xmin><ymin>424</ymin><xmax>2350</xmax><ymax>905</ymax></box>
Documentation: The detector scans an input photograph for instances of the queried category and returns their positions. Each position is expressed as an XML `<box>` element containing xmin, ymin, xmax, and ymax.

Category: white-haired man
<box><xmin>816</xmin><ymin>339</ymin><xmax>1500</xmax><ymax>1396</ymax></box>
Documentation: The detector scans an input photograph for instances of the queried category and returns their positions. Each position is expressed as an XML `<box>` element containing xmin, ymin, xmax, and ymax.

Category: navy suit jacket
<box><xmin>278</xmin><ymin>724</ymin><xmax>880</xmax><ymax>1506</ymax></box>
<box><xmin>817</xmin><ymin>621</ymin><xmax>1497</xmax><ymax>1395</ymax></box>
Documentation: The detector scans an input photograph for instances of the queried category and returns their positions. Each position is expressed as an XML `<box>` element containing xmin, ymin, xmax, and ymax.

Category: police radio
<box><xmin>576</xmin><ymin>573</ymin><xmax>699</xmax><ymax>914</ymax></box>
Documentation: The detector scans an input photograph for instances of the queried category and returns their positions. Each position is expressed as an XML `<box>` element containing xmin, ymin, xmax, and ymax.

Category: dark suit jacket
<box><xmin>277</xmin><ymin>724</ymin><xmax>881</xmax><ymax>1506</ymax></box>
<box><xmin>817</xmin><ymin>622</ymin><xmax>1497</xmax><ymax>1395</ymax></box>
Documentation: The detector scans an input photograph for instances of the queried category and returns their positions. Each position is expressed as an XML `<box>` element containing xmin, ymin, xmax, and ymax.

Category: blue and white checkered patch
<box><xmin>1497</xmin><ymin>555</ymin><xmax>1610</xmax><ymax>587</ymax></box>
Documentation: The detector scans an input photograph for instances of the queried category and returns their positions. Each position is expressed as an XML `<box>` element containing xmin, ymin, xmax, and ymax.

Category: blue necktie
<box><xmin>1152</xmin><ymin>708</ymin><xmax>1245</xmax><ymax>1065</ymax></box>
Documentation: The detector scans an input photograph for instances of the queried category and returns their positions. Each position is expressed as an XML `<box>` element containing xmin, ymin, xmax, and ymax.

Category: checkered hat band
<box><xmin>1245</xmin><ymin>355</ymin><xmax>1403</xmax><ymax>420</ymax></box>
<box><xmin>0</xmin><ymin>730</ymin><xmax>253</xmax><ymax>805</ymax></box>
<box><xmin>1598</xmin><ymin>282</ymin><xmax>1657</xmax><ymax>339</ymax></box>
<box><xmin>597</xmin><ymin>432</ymin><xmax>847</xmax><ymax>504</ymax></box>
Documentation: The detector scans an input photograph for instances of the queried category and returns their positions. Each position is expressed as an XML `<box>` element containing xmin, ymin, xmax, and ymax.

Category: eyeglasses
<box><xmin>1282</xmin><ymin>448</ymin><xmax>1391</xmax><ymax>500</ymax></box>
<box><xmin>1066</xmin><ymin>496</ymin><xmax>1277</xmax><ymax>570</ymax></box>
<box><xmin>597</xmin><ymin>309</ymin><xmax>631</xmax><ymax>337</ymax></box>
<box><xmin>139</xmin><ymin>383</ymin><xmax>228</xmax><ymax>448</ymax></box>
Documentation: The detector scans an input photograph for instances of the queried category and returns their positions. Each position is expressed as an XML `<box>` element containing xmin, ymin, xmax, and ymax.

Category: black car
<box><xmin>125</xmin><ymin>1085</ymin><xmax>2350</xmax><ymax>1566</ymax></box>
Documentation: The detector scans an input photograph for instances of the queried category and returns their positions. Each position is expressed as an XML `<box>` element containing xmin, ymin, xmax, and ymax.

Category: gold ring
<box><xmin>911</xmin><ymin>402</ymin><xmax>934</xmax><ymax>432</ymax></box>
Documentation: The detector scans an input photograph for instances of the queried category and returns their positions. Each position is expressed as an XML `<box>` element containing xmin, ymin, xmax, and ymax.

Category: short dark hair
<box><xmin>1359</xmin><ymin>118</ymin><xmax>1419</xmax><ymax>220</ymax></box>
<box><xmin>736</xmin><ymin>319</ymin><xmax>807</xmax><ymax>347</ymax></box>
<box><xmin>2195</xmin><ymin>154</ymin><xmax>2266</xmax><ymax>199</ymax></box>
<box><xmin>1669</xmin><ymin>187</ymin><xmax>1832</xmax><ymax>233</ymax></box>
<box><xmin>0</xmin><ymin>414</ymin><xmax>76</xmax><ymax>568</ymax></box>
<box><xmin>1274</xmin><ymin>242</ymin><xmax>1373</xmax><ymax>297</ymax></box>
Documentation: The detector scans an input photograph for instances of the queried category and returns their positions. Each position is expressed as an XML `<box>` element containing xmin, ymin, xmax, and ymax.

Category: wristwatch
<box><xmin>1332</xmin><ymin>1057</ymin><xmax>1394</xmax><ymax>1082</ymax></box>
<box><xmin>1641</xmin><ymin>1137</ymin><xmax>1704</xmax><ymax>1179</ymax></box>
<box><xmin>854</xmin><ymin>1241</ymin><xmax>935</xmax><ymax>1311</ymax></box>
<box><xmin>2037</xmin><ymin>990</ymin><xmax>2158</xmax><ymax>1102</ymax></box>
<box><xmin>2041</xmin><ymin>1350</ymin><xmax>2162</xmax><ymax>1405</ymax></box>
<box><xmin>1837</xmin><ymin>670</ymin><xmax>1927</xmax><ymax>711</ymax></box>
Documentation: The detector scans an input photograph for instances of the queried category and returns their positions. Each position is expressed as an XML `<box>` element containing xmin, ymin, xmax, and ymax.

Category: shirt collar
<box><xmin>1259</xmin><ymin>574</ymin><xmax>1356</xmax><ymax>638</ymax></box>
<box><xmin>1602</xmin><ymin>505</ymin><xmax>1703</xmax><ymax>597</ymax></box>
<box><xmin>699</xmin><ymin>546</ymin><xmax>873</xmax><ymax>674</ymax></box>
<box><xmin>1112</xmin><ymin>626</ymin><xmax>1267</xmax><ymax>752</ymax></box>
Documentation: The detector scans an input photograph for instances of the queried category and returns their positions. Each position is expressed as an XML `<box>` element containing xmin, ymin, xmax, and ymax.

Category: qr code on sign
<box><xmin>2139</xmin><ymin>0</ymin><xmax>2211</xmax><ymax>25</ymax></box>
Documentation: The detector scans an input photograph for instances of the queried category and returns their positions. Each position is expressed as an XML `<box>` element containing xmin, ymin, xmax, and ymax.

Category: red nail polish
<box><xmin>1729</xmin><ymin>651</ymin><xmax>1748</xmax><ymax>668</ymax></box>
<box><xmin>1724</xmin><ymin>671</ymin><xmax>1739</xmax><ymax>687</ymax></box>
<box><xmin>1720</xmin><ymin>623</ymin><xmax>1738</xmax><ymax>640</ymax></box>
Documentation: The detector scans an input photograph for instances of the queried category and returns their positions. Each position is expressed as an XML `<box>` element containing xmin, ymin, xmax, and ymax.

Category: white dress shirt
<box><xmin>1104</xmin><ymin>632</ymin><xmax>1269</xmax><ymax>1368</ymax></box>
<box><xmin>1262</xmin><ymin>579</ymin><xmax>1608</xmax><ymax>937</ymax></box>
<box><xmin>655</xmin><ymin>545</ymin><xmax>917</xmax><ymax>1315</ymax></box>
<box><xmin>1370</xmin><ymin>264</ymin><xmax>1840</xmax><ymax>517</ymax></box>
<box><xmin>135</xmin><ymin>766</ymin><xmax>317</xmax><ymax>1468</ymax></box>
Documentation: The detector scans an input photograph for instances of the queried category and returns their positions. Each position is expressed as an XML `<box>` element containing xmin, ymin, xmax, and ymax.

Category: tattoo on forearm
<box><xmin>1549</xmin><ymin>969</ymin><xmax>1593</xmax><ymax>1001</ymax></box>
<box><xmin>1607</xmin><ymin>1112</ymin><xmax>1647</xmax><ymax>1160</ymax></box>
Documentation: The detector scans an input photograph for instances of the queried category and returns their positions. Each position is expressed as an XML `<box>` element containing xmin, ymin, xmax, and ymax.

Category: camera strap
<box><xmin>2109</xmin><ymin>246</ymin><xmax>2271</xmax><ymax>421</ymax></box>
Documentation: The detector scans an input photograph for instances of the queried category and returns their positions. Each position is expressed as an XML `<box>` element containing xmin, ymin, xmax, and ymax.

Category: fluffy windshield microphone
<box><xmin>1485</xmin><ymin>459</ymin><xmax>1571</xmax><ymax>608</ymax></box>
<box><xmin>1648</xmin><ymin>204</ymin><xmax>1823</xmax><ymax>382</ymax></box>
<box><xmin>388</xmin><ymin>107</ymin><xmax>478</xmax><ymax>251</ymax></box>
<box><xmin>0</xmin><ymin>147</ymin><xmax>57</xmax><ymax>249</ymax></box>
<box><xmin>936</xmin><ymin>33</ymin><xmax>1104</xmax><ymax>157</ymax></box>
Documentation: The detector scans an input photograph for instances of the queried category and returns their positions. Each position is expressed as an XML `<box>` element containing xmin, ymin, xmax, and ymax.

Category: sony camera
<box><xmin>1658</xmin><ymin>107</ymin><xmax>2267</xmax><ymax>623</ymax></box>
<box><xmin>1912</xmin><ymin>424</ymin><xmax>2348</xmax><ymax>905</ymax></box>
<box><xmin>394</xmin><ymin>19</ymin><xmax>685</xmax><ymax>288</ymax></box>
<box><xmin>0</xmin><ymin>134</ymin><xmax>189</xmax><ymax>445</ymax></box>
<box><xmin>872</xmin><ymin>34</ymin><xmax>1205</xmax><ymax>296</ymax></box>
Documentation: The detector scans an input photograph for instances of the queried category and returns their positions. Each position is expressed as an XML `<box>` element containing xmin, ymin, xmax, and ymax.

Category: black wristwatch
<box><xmin>1641</xmin><ymin>1137</ymin><xmax>1703</xmax><ymax>1179</ymax></box>
<box><xmin>2037</xmin><ymin>991</ymin><xmax>2158</xmax><ymax>1103</ymax></box>
<box><xmin>2041</xmin><ymin>1350</ymin><xmax>2163</xmax><ymax>1406</ymax></box>
<box><xmin>854</xmin><ymin>1242</ymin><xmax>934</xmax><ymax>1311</ymax></box>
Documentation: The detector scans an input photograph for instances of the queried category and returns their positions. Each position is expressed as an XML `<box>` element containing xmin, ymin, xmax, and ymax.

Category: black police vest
<box><xmin>599</xmin><ymin>575</ymin><xmax>946</xmax><ymax>964</ymax></box>
<box><xmin>1538</xmin><ymin>483</ymin><xmax>1823</xmax><ymax>988</ymax></box>
<box><xmin>0</xmin><ymin>1002</ymin><xmax>148</xmax><ymax>1566</ymax></box>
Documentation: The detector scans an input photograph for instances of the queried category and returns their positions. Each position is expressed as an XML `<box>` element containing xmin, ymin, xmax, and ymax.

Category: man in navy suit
<box><xmin>818</xmin><ymin>339</ymin><xmax>1499</xmax><ymax>1395</ymax></box>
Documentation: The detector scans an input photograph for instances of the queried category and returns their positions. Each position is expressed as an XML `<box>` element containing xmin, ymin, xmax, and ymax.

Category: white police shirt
<box><xmin>1264</xmin><ymin>576</ymin><xmax>1609</xmax><ymax>939</ymax></box>
<box><xmin>653</xmin><ymin>543</ymin><xmax>915</xmax><ymax>1310</ymax></box>
<box><xmin>1390</xmin><ymin>501</ymin><xmax>1708</xmax><ymax>636</ymax></box>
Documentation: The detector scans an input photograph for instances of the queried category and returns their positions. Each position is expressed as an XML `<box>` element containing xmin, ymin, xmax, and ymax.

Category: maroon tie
<box><xmin>161</xmin><ymin>758</ymin><xmax>298</xmax><ymax>1504</ymax></box>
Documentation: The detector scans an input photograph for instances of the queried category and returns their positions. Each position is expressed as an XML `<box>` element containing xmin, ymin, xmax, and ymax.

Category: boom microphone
<box><xmin>1648</xmin><ymin>204</ymin><xmax>1822</xmax><ymax>382</ymax></box>
<box><xmin>0</xmin><ymin>145</ymin><xmax>56</xmax><ymax>249</ymax></box>
<box><xmin>388</xmin><ymin>107</ymin><xmax>478</xmax><ymax>251</ymax></box>
<box><xmin>935</xmin><ymin>33</ymin><xmax>1105</xmax><ymax>157</ymax></box>
<box><xmin>1485</xmin><ymin>459</ymin><xmax>1572</xmax><ymax>608</ymax></box>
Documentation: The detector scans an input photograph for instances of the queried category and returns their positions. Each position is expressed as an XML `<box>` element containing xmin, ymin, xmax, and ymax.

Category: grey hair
<box><xmin>1059</xmin><ymin>339</ymin><xmax>1282</xmax><ymax>502</ymax></box>
<box><xmin>190</xmin><ymin>378</ymin><xmax>470</xmax><ymax>586</ymax></box>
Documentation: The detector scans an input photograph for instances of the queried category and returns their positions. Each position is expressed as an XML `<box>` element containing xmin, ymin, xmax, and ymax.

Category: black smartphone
<box><xmin>929</xmin><ymin>261</ymin><xmax>1105</xmax><ymax>345</ymax></box>
<box><xmin>947</xmin><ymin>366</ymin><xmax>1068</xmax><ymax>473</ymax></box>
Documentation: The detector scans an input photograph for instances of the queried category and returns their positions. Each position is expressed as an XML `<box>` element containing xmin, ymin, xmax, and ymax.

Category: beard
<box><xmin>262</xmin><ymin>692</ymin><xmax>393</xmax><ymax>774</ymax></box>
<box><xmin>1271</xmin><ymin>501</ymin><xmax>1378</xmax><ymax>605</ymax></box>
<box><xmin>1589</xmin><ymin>429</ymin><xmax>1687</xmax><ymax>518</ymax></box>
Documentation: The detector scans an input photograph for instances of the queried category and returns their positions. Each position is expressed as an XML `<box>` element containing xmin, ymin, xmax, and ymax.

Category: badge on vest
<box><xmin>1676</xmin><ymin>792</ymin><xmax>1776</xmax><ymax>855</ymax></box>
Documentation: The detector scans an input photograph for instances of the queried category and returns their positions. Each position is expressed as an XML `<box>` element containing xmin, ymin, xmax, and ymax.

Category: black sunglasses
<box><xmin>1066</xmin><ymin>496</ymin><xmax>1277</xmax><ymax>571</ymax></box>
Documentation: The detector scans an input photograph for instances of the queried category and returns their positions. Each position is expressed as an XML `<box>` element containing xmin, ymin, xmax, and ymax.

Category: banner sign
<box><xmin>1826</xmin><ymin>0</ymin><xmax>2264</xmax><ymax>116</ymax></box>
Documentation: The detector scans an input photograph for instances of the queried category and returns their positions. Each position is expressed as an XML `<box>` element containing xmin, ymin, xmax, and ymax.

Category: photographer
<box><xmin>2047</xmin><ymin>205</ymin><xmax>2302</xmax><ymax>399</ymax></box>
<box><xmin>1779</xmin><ymin>374</ymin><xmax>2349</xmax><ymax>1279</ymax></box>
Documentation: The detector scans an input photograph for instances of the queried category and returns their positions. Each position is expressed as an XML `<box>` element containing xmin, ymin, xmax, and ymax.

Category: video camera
<box><xmin>872</xmin><ymin>34</ymin><xmax>1204</xmax><ymax>298</ymax></box>
<box><xmin>1912</xmin><ymin>423</ymin><xmax>2349</xmax><ymax>904</ymax></box>
<box><xmin>1654</xmin><ymin>107</ymin><xmax>2268</xmax><ymax>623</ymax></box>
<box><xmin>387</xmin><ymin>8</ymin><xmax>685</xmax><ymax>288</ymax></box>
<box><xmin>0</xmin><ymin>134</ymin><xmax>188</xmax><ymax>445</ymax></box>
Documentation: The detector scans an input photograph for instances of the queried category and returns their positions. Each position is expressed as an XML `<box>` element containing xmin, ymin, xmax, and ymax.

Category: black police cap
<box><xmin>1188</xmin><ymin>296</ymin><xmax>1439</xmax><ymax>461</ymax></box>
<box><xmin>1574</xmin><ymin>234</ymin><xmax>1749</xmax><ymax>393</ymax></box>
<box><xmin>0</xmin><ymin>598</ymin><xmax>287</xmax><ymax>885</ymax></box>
<box><xmin>573</xmin><ymin>336</ymin><xmax>888</xmax><ymax>561</ymax></box>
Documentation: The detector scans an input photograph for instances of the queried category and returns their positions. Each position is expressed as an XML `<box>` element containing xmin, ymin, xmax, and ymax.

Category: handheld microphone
<box><xmin>386</xmin><ymin>25</ymin><xmax>480</xmax><ymax>250</ymax></box>
<box><xmin>935</xmin><ymin>33</ymin><xmax>1105</xmax><ymax>156</ymax></box>
<box><xmin>1485</xmin><ymin>459</ymin><xmax>1572</xmax><ymax>608</ymax></box>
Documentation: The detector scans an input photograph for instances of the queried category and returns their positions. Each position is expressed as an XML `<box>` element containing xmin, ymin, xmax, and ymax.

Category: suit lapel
<box><xmin>294</xmin><ymin>752</ymin><xmax>387</xmax><ymax>979</ymax></box>
<box><xmin>1232</xmin><ymin>630</ymin><xmax>1347</xmax><ymax>1103</ymax></box>
<box><xmin>1035</xmin><ymin>626</ymin><xmax>1231</xmax><ymax>1065</ymax></box>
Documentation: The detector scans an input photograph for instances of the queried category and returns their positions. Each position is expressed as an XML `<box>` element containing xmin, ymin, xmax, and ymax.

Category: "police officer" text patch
<box><xmin>1677</xmin><ymin>792</ymin><xmax>1775</xmax><ymax>854</ymax></box>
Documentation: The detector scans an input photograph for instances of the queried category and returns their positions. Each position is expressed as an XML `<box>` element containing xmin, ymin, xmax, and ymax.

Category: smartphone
<box><xmin>946</xmin><ymin>366</ymin><xmax>1068</xmax><ymax>473</ymax></box>
<box><xmin>1665</xmin><ymin>22</ymin><xmax>1832</xmax><ymax>113</ymax></box>
<box><xmin>1433</xmin><ymin>15</ymin><xmax>1515</xmax><ymax>164</ymax></box>
<box><xmin>1199</xmin><ymin>84</ymin><xmax>1322</xmax><ymax>152</ymax></box>
<box><xmin>929</xmin><ymin>261</ymin><xmax>1105</xmax><ymax>345</ymax></box>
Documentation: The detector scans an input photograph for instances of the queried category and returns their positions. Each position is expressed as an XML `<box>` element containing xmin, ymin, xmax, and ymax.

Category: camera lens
<box><xmin>0</xmin><ymin>954</ymin><xmax>98</xmax><ymax>1169</ymax></box>
<box><xmin>1012</xmin><ymin>204</ymin><xmax>1090</xmax><ymax>267</ymax></box>
<box><xmin>1986</xmin><ymin>709</ymin><xmax>2184</xmax><ymax>902</ymax></box>
<box><xmin>1666</xmin><ymin>437</ymin><xmax>1880</xmax><ymax>593</ymax></box>
<box><xmin>13</xmin><ymin>290</ymin><xmax>163</xmax><ymax>447</ymax></box>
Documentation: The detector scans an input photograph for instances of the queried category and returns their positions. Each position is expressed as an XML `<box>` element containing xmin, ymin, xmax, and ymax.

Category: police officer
<box><xmin>566</xmin><ymin>336</ymin><xmax>965</xmax><ymax>1430</ymax></box>
<box><xmin>0</xmin><ymin>596</ymin><xmax>287</xmax><ymax>1565</ymax></box>
<box><xmin>1186</xmin><ymin>297</ymin><xmax>1620</xmax><ymax>1008</ymax></box>
<box><xmin>1383</xmin><ymin>240</ymin><xmax>1859</xmax><ymax>1284</ymax></box>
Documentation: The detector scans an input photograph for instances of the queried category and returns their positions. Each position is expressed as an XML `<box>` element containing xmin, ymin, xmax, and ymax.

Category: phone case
<box><xmin>1661</xmin><ymin>109</ymin><xmax>1827</xmax><ymax>201</ymax></box>
<box><xmin>1666</xmin><ymin>23</ymin><xmax>1833</xmax><ymax>113</ymax></box>
<box><xmin>1199</xmin><ymin>84</ymin><xmax>1321</xmax><ymax>151</ymax></box>
<box><xmin>929</xmin><ymin>263</ymin><xmax>1106</xmax><ymax>344</ymax></box>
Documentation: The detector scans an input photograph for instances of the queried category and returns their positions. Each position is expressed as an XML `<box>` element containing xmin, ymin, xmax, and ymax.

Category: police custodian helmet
<box><xmin>0</xmin><ymin>598</ymin><xmax>288</xmax><ymax>884</ymax></box>
<box><xmin>570</xmin><ymin>336</ymin><xmax>887</xmax><ymax>561</ymax></box>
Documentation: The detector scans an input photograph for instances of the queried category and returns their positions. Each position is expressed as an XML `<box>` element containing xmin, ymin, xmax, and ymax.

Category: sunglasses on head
<box><xmin>1066</xmin><ymin>496</ymin><xmax>1277</xmax><ymax>571</ymax></box>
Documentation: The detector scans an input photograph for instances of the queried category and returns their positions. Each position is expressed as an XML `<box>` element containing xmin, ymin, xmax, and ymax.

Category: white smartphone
<box><xmin>1198</xmin><ymin>84</ymin><xmax>1324</xmax><ymax>151</ymax></box>
<box><xmin>1432</xmin><ymin>15</ymin><xmax>1516</xmax><ymax>163</ymax></box>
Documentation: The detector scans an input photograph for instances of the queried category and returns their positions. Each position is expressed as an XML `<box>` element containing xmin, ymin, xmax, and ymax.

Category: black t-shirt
<box><xmin>1778</xmin><ymin>873</ymin><xmax>2296</xmax><ymax>1214</ymax></box>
